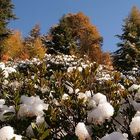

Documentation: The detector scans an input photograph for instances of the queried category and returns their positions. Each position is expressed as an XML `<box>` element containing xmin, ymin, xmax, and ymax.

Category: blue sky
<box><xmin>9</xmin><ymin>0</ymin><xmax>140</xmax><ymax>52</ymax></box>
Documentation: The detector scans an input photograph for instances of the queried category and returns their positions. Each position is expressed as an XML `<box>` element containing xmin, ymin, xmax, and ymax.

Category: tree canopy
<box><xmin>113</xmin><ymin>6</ymin><xmax>140</xmax><ymax>72</ymax></box>
<box><xmin>46</xmin><ymin>12</ymin><xmax>103</xmax><ymax>63</ymax></box>
<box><xmin>0</xmin><ymin>0</ymin><xmax>16</xmax><ymax>38</ymax></box>
<box><xmin>0</xmin><ymin>0</ymin><xmax>16</xmax><ymax>58</ymax></box>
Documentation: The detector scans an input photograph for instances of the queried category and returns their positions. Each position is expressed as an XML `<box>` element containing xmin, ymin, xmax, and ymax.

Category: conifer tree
<box><xmin>45</xmin><ymin>17</ymin><xmax>76</xmax><ymax>55</ymax></box>
<box><xmin>29</xmin><ymin>24</ymin><xmax>41</xmax><ymax>39</ymax></box>
<box><xmin>0</xmin><ymin>0</ymin><xmax>16</xmax><ymax>37</ymax></box>
<box><xmin>0</xmin><ymin>0</ymin><xmax>16</xmax><ymax>58</ymax></box>
<box><xmin>113</xmin><ymin>6</ymin><xmax>140</xmax><ymax>72</ymax></box>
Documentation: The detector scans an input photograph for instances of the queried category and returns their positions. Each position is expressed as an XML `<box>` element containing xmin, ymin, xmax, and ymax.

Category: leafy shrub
<box><xmin>0</xmin><ymin>54</ymin><xmax>140</xmax><ymax>139</ymax></box>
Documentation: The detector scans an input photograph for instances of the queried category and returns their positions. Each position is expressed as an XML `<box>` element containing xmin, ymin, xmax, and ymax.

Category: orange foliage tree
<box><xmin>24</xmin><ymin>24</ymin><xmax>46</xmax><ymax>59</ymax></box>
<box><xmin>47</xmin><ymin>12</ymin><xmax>103</xmax><ymax>63</ymax></box>
<box><xmin>2</xmin><ymin>26</ymin><xmax>46</xmax><ymax>61</ymax></box>
<box><xmin>2</xmin><ymin>31</ymin><xmax>29</xmax><ymax>61</ymax></box>
<box><xmin>102</xmin><ymin>52</ymin><xmax>112</xmax><ymax>66</ymax></box>
<box><xmin>25</xmin><ymin>38</ymin><xmax>46</xmax><ymax>59</ymax></box>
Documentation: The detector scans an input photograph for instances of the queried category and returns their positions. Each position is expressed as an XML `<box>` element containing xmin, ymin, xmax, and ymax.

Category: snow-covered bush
<box><xmin>0</xmin><ymin>54</ymin><xmax>140</xmax><ymax>139</ymax></box>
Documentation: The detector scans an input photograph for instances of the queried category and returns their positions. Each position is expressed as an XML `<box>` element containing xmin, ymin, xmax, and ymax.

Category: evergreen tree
<box><xmin>45</xmin><ymin>17</ymin><xmax>76</xmax><ymax>55</ymax></box>
<box><xmin>29</xmin><ymin>24</ymin><xmax>41</xmax><ymax>39</ymax></box>
<box><xmin>24</xmin><ymin>24</ymin><xmax>41</xmax><ymax>48</ymax></box>
<box><xmin>0</xmin><ymin>0</ymin><xmax>16</xmax><ymax>37</ymax></box>
<box><xmin>0</xmin><ymin>0</ymin><xmax>16</xmax><ymax>58</ymax></box>
<box><xmin>25</xmin><ymin>24</ymin><xmax>41</xmax><ymax>43</ymax></box>
<box><xmin>113</xmin><ymin>6</ymin><xmax>140</xmax><ymax>72</ymax></box>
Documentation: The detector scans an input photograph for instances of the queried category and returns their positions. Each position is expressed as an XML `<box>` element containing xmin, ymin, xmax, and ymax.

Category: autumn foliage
<box><xmin>2</xmin><ymin>31</ymin><xmax>28</xmax><ymax>61</ymax></box>
<box><xmin>66</xmin><ymin>12</ymin><xmax>102</xmax><ymax>56</ymax></box>
<box><xmin>0</xmin><ymin>10</ymin><xmax>112</xmax><ymax>66</ymax></box>
<box><xmin>102</xmin><ymin>52</ymin><xmax>112</xmax><ymax>66</ymax></box>
<box><xmin>2</xmin><ymin>30</ymin><xmax>46</xmax><ymax>61</ymax></box>
<box><xmin>46</xmin><ymin>12</ymin><xmax>103</xmax><ymax>63</ymax></box>
<box><xmin>24</xmin><ymin>37</ymin><xmax>46</xmax><ymax>59</ymax></box>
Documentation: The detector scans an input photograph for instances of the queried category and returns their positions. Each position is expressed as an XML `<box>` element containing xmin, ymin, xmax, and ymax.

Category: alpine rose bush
<box><xmin>0</xmin><ymin>54</ymin><xmax>140</xmax><ymax>139</ymax></box>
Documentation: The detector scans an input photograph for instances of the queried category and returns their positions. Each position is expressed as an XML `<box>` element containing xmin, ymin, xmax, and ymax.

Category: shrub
<box><xmin>0</xmin><ymin>54</ymin><xmax>140</xmax><ymax>139</ymax></box>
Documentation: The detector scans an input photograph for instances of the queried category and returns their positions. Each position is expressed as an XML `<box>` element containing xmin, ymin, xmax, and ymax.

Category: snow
<box><xmin>77</xmin><ymin>66</ymin><xmax>83</xmax><ymax>72</ymax></box>
<box><xmin>0</xmin><ymin>126</ymin><xmax>22</xmax><ymax>140</ymax></box>
<box><xmin>87</xmin><ymin>102</ymin><xmax>114</xmax><ymax>124</ymax></box>
<box><xmin>0</xmin><ymin>99</ymin><xmax>15</xmax><ymax>121</ymax></box>
<box><xmin>101</xmin><ymin>132</ymin><xmax>128</xmax><ymax>140</ymax></box>
<box><xmin>67</xmin><ymin>66</ymin><xmax>76</xmax><ymax>73</ymax></box>
<box><xmin>62</xmin><ymin>93</ymin><xmax>69</xmax><ymax>100</ymax></box>
<box><xmin>3</xmin><ymin>67</ymin><xmax>16</xmax><ymax>78</ymax></box>
<box><xmin>65</xmin><ymin>84</ymin><xmax>73</xmax><ymax>94</ymax></box>
<box><xmin>18</xmin><ymin>95</ymin><xmax>48</xmax><ymax>117</ymax></box>
<box><xmin>77</xmin><ymin>92</ymin><xmax>88</xmax><ymax>103</ymax></box>
<box><xmin>85</xmin><ymin>90</ymin><xmax>92</xmax><ymax>98</ymax></box>
<box><xmin>87</xmin><ymin>99</ymin><xmax>96</xmax><ymax>109</ymax></box>
<box><xmin>128</xmin><ymin>84</ymin><xmax>140</xmax><ymax>92</ymax></box>
<box><xmin>0</xmin><ymin>62</ymin><xmax>5</xmax><ymax>70</ymax></box>
<box><xmin>75</xmin><ymin>122</ymin><xmax>91</xmax><ymax>140</ymax></box>
<box><xmin>92</xmin><ymin>93</ymin><xmax>107</xmax><ymax>105</ymax></box>
<box><xmin>130</xmin><ymin>112</ymin><xmax>140</xmax><ymax>136</ymax></box>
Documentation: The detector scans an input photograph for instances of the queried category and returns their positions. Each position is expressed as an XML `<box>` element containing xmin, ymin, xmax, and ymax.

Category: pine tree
<box><xmin>25</xmin><ymin>24</ymin><xmax>41</xmax><ymax>43</ymax></box>
<box><xmin>0</xmin><ymin>0</ymin><xmax>16</xmax><ymax>37</ymax></box>
<box><xmin>113</xmin><ymin>6</ymin><xmax>140</xmax><ymax>72</ymax></box>
<box><xmin>0</xmin><ymin>0</ymin><xmax>16</xmax><ymax>58</ymax></box>
<box><xmin>45</xmin><ymin>17</ymin><xmax>76</xmax><ymax>55</ymax></box>
<box><xmin>29</xmin><ymin>24</ymin><xmax>41</xmax><ymax>39</ymax></box>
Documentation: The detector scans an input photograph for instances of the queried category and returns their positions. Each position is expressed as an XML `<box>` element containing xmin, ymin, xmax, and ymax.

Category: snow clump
<box><xmin>101</xmin><ymin>132</ymin><xmax>128</xmax><ymax>140</ymax></box>
<box><xmin>2</xmin><ymin>66</ymin><xmax>17</xmax><ymax>78</ymax></box>
<box><xmin>0</xmin><ymin>99</ymin><xmax>15</xmax><ymax>121</ymax></box>
<box><xmin>0</xmin><ymin>62</ymin><xmax>5</xmax><ymax>70</ymax></box>
<box><xmin>92</xmin><ymin>92</ymin><xmax>107</xmax><ymax>105</ymax></box>
<box><xmin>77</xmin><ymin>92</ymin><xmax>88</xmax><ymax>103</ymax></box>
<box><xmin>130</xmin><ymin>111</ymin><xmax>140</xmax><ymax>136</ymax></box>
<box><xmin>62</xmin><ymin>94</ymin><xmax>69</xmax><ymax>100</ymax></box>
<box><xmin>87</xmin><ymin>93</ymin><xmax>114</xmax><ymax>124</ymax></box>
<box><xmin>18</xmin><ymin>95</ymin><xmax>48</xmax><ymax>118</ymax></box>
<box><xmin>87</xmin><ymin>102</ymin><xmax>114</xmax><ymax>124</ymax></box>
<box><xmin>128</xmin><ymin>84</ymin><xmax>140</xmax><ymax>92</ymax></box>
<box><xmin>0</xmin><ymin>126</ymin><xmax>22</xmax><ymax>140</ymax></box>
<box><xmin>75</xmin><ymin>122</ymin><xmax>91</xmax><ymax>140</ymax></box>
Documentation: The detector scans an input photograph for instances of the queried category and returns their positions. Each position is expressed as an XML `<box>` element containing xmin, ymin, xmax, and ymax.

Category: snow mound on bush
<box><xmin>101</xmin><ymin>132</ymin><xmax>128</xmax><ymax>140</ymax></box>
<box><xmin>18</xmin><ymin>95</ymin><xmax>48</xmax><ymax>117</ymax></box>
<box><xmin>130</xmin><ymin>111</ymin><xmax>140</xmax><ymax>136</ymax></box>
<box><xmin>0</xmin><ymin>126</ymin><xmax>22</xmax><ymax>140</ymax></box>
<box><xmin>88</xmin><ymin>102</ymin><xmax>114</xmax><ymax>124</ymax></box>
<box><xmin>75</xmin><ymin>122</ymin><xmax>91</xmax><ymax>140</ymax></box>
